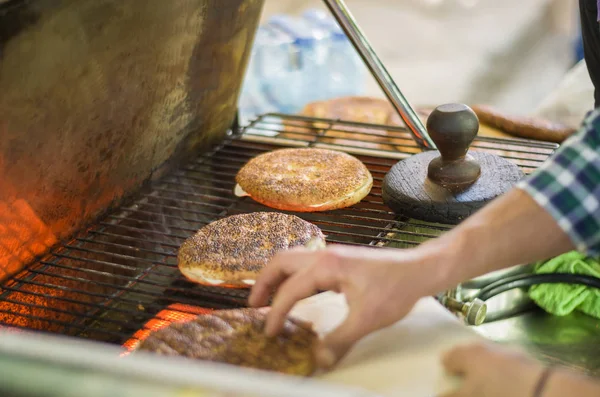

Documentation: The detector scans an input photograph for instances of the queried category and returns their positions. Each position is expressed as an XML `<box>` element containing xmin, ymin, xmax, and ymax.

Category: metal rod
<box><xmin>118</xmin><ymin>205</ymin><xmax>393</xmax><ymax>229</ymax></box>
<box><xmin>0</xmin><ymin>291</ymin><xmax>148</xmax><ymax>322</ymax></box>
<box><xmin>88</xmin><ymin>230</ymin><xmax>180</xmax><ymax>249</ymax></box>
<box><xmin>17</xmin><ymin>267</ymin><xmax>246</xmax><ymax>306</ymax></box>
<box><xmin>76</xmin><ymin>237</ymin><xmax>173</xmax><ymax>256</ymax></box>
<box><xmin>146</xmin><ymin>192</ymin><xmax>395</xmax><ymax>215</ymax></box>
<box><xmin>109</xmin><ymin>213</ymin><xmax>400</xmax><ymax>244</ymax></box>
<box><xmin>0</xmin><ymin>297</ymin><xmax>140</xmax><ymax>328</ymax></box>
<box><xmin>322</xmin><ymin>0</ymin><xmax>436</xmax><ymax>150</ymax></box>
<box><xmin>0</xmin><ymin>309</ymin><xmax>129</xmax><ymax>338</ymax></box>
<box><xmin>29</xmin><ymin>266</ymin><xmax>238</xmax><ymax>305</ymax></box>
<box><xmin>133</xmin><ymin>201</ymin><xmax>400</xmax><ymax>226</ymax></box>
<box><xmin>108</xmin><ymin>205</ymin><xmax>448</xmax><ymax>236</ymax></box>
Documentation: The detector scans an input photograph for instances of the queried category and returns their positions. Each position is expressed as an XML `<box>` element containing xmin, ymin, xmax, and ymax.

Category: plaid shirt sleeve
<box><xmin>516</xmin><ymin>109</ymin><xmax>600</xmax><ymax>256</ymax></box>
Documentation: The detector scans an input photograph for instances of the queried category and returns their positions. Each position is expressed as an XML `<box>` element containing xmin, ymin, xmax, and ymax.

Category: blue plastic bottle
<box><xmin>302</xmin><ymin>9</ymin><xmax>366</xmax><ymax>100</ymax></box>
<box><xmin>267</xmin><ymin>14</ymin><xmax>332</xmax><ymax>112</ymax></box>
<box><xmin>238</xmin><ymin>27</ymin><xmax>279</xmax><ymax>125</ymax></box>
<box><xmin>238</xmin><ymin>9</ymin><xmax>367</xmax><ymax>124</ymax></box>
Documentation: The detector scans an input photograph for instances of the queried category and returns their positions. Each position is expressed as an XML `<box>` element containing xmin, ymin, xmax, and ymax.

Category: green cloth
<box><xmin>528</xmin><ymin>251</ymin><xmax>600</xmax><ymax>319</ymax></box>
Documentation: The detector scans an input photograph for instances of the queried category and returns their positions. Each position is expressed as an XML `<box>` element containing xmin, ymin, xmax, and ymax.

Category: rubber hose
<box><xmin>472</xmin><ymin>273</ymin><xmax>600</xmax><ymax>302</ymax></box>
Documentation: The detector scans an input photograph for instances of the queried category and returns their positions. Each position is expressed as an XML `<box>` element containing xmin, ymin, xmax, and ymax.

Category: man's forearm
<box><xmin>419</xmin><ymin>188</ymin><xmax>575</xmax><ymax>293</ymax></box>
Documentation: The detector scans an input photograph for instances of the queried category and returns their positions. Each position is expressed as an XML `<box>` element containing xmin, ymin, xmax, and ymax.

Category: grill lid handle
<box><xmin>322</xmin><ymin>0</ymin><xmax>437</xmax><ymax>151</ymax></box>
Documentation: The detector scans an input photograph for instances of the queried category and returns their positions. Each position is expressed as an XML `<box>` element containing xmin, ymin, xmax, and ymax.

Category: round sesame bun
<box><xmin>294</xmin><ymin>96</ymin><xmax>420</xmax><ymax>154</ymax></box>
<box><xmin>178</xmin><ymin>212</ymin><xmax>325</xmax><ymax>288</ymax></box>
<box><xmin>235</xmin><ymin>148</ymin><xmax>373</xmax><ymax>212</ymax></box>
<box><xmin>137</xmin><ymin>308</ymin><xmax>318</xmax><ymax>376</ymax></box>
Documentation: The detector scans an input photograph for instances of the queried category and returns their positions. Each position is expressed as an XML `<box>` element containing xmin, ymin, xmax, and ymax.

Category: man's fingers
<box><xmin>248</xmin><ymin>249</ymin><xmax>315</xmax><ymax>308</ymax></box>
<box><xmin>442</xmin><ymin>343</ymin><xmax>486</xmax><ymax>376</ymax></box>
<box><xmin>439</xmin><ymin>349</ymin><xmax>469</xmax><ymax>397</ymax></box>
<box><xmin>264</xmin><ymin>270</ymin><xmax>322</xmax><ymax>336</ymax></box>
<box><xmin>316</xmin><ymin>310</ymin><xmax>372</xmax><ymax>369</ymax></box>
<box><xmin>263</xmin><ymin>251</ymin><xmax>343</xmax><ymax>336</ymax></box>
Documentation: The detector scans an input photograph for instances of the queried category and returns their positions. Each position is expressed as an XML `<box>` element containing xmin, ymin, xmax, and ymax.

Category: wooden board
<box><xmin>290</xmin><ymin>292</ymin><xmax>483</xmax><ymax>397</ymax></box>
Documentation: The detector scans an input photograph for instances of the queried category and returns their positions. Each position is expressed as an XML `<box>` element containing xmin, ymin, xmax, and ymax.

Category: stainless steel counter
<box><xmin>474</xmin><ymin>307</ymin><xmax>600</xmax><ymax>377</ymax></box>
<box><xmin>461</xmin><ymin>269</ymin><xmax>600</xmax><ymax>377</ymax></box>
<box><xmin>0</xmin><ymin>331</ymin><xmax>376</xmax><ymax>397</ymax></box>
<box><xmin>387</xmin><ymin>230</ymin><xmax>600</xmax><ymax>378</ymax></box>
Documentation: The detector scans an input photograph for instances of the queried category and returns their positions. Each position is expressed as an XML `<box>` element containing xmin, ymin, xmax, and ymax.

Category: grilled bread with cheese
<box><xmin>235</xmin><ymin>148</ymin><xmax>372</xmax><ymax>212</ymax></box>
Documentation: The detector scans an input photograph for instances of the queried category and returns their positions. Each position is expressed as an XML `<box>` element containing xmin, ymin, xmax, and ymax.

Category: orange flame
<box><xmin>0</xmin><ymin>199</ymin><xmax>57</xmax><ymax>282</ymax></box>
<box><xmin>121</xmin><ymin>303</ymin><xmax>213</xmax><ymax>354</ymax></box>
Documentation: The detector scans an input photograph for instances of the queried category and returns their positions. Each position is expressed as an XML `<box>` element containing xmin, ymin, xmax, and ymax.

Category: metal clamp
<box><xmin>441</xmin><ymin>288</ymin><xmax>487</xmax><ymax>326</ymax></box>
<box><xmin>322</xmin><ymin>0</ymin><xmax>437</xmax><ymax>150</ymax></box>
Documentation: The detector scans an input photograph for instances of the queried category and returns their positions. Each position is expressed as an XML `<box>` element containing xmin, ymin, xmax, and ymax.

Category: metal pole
<box><xmin>322</xmin><ymin>0</ymin><xmax>437</xmax><ymax>150</ymax></box>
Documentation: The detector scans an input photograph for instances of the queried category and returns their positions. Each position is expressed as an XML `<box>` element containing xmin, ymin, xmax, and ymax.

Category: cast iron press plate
<box><xmin>382</xmin><ymin>151</ymin><xmax>524</xmax><ymax>224</ymax></box>
<box><xmin>382</xmin><ymin>103</ymin><xmax>525</xmax><ymax>225</ymax></box>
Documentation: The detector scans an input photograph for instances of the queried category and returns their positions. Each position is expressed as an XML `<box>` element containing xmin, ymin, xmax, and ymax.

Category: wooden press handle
<box><xmin>426</xmin><ymin>103</ymin><xmax>481</xmax><ymax>190</ymax></box>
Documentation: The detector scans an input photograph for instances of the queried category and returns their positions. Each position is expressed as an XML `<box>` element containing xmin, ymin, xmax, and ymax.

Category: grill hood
<box><xmin>0</xmin><ymin>0</ymin><xmax>264</xmax><ymax>281</ymax></box>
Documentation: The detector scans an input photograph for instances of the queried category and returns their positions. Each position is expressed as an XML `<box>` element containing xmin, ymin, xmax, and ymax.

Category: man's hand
<box><xmin>441</xmin><ymin>342</ymin><xmax>600</xmax><ymax>397</ymax></box>
<box><xmin>248</xmin><ymin>244</ymin><xmax>440</xmax><ymax>369</ymax></box>
<box><xmin>248</xmin><ymin>189</ymin><xmax>574</xmax><ymax>371</ymax></box>
<box><xmin>441</xmin><ymin>343</ymin><xmax>543</xmax><ymax>397</ymax></box>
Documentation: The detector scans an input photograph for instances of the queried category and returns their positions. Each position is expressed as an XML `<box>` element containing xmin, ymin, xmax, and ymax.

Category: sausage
<box><xmin>471</xmin><ymin>104</ymin><xmax>576</xmax><ymax>143</ymax></box>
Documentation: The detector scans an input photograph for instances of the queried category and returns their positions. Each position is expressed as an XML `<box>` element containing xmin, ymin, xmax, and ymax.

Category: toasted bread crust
<box><xmin>178</xmin><ymin>212</ymin><xmax>325</xmax><ymax>287</ymax></box>
<box><xmin>236</xmin><ymin>148</ymin><xmax>373</xmax><ymax>212</ymax></box>
<box><xmin>137</xmin><ymin>308</ymin><xmax>318</xmax><ymax>376</ymax></box>
<box><xmin>295</xmin><ymin>97</ymin><xmax>420</xmax><ymax>153</ymax></box>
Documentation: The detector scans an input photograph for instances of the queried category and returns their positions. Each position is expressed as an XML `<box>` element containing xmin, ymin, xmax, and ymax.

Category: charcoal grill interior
<box><xmin>0</xmin><ymin>113</ymin><xmax>558</xmax><ymax>347</ymax></box>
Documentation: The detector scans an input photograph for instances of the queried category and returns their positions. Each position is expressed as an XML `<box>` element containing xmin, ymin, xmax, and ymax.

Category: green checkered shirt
<box><xmin>517</xmin><ymin>110</ymin><xmax>600</xmax><ymax>255</ymax></box>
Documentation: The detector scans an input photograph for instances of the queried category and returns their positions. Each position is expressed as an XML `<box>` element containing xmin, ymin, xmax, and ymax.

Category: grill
<box><xmin>0</xmin><ymin>113</ymin><xmax>558</xmax><ymax>349</ymax></box>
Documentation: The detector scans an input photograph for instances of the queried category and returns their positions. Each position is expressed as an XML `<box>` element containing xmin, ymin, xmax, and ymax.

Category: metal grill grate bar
<box><xmin>0</xmin><ymin>274</ymin><xmax>241</xmax><ymax>318</ymax></box>
<box><xmin>143</xmin><ymin>193</ymin><xmax>396</xmax><ymax>216</ymax></box>
<box><xmin>104</xmin><ymin>209</ymin><xmax>429</xmax><ymax>245</ymax></box>
<box><xmin>88</xmin><ymin>230</ymin><xmax>180</xmax><ymax>249</ymax></box>
<box><xmin>0</xmin><ymin>308</ymin><xmax>131</xmax><ymax>338</ymax></box>
<box><xmin>27</xmin><ymin>267</ymin><xmax>245</xmax><ymax>308</ymax></box>
<box><xmin>0</xmin><ymin>282</ymin><xmax>165</xmax><ymax>318</ymax></box>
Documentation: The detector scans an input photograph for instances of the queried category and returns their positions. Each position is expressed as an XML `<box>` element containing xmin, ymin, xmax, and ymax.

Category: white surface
<box><xmin>290</xmin><ymin>292</ymin><xmax>483</xmax><ymax>397</ymax></box>
<box><xmin>534</xmin><ymin>59</ymin><xmax>595</xmax><ymax>129</ymax></box>
<box><xmin>0</xmin><ymin>293</ymin><xmax>479</xmax><ymax>397</ymax></box>
<box><xmin>0</xmin><ymin>329</ymin><xmax>378</xmax><ymax>397</ymax></box>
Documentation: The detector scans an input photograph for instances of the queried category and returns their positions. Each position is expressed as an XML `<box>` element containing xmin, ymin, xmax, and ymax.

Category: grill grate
<box><xmin>0</xmin><ymin>113</ymin><xmax>558</xmax><ymax>346</ymax></box>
